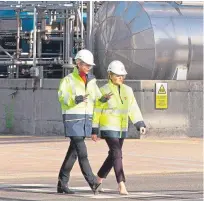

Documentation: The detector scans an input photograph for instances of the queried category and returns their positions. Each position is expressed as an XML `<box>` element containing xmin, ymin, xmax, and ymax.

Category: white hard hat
<box><xmin>75</xmin><ymin>49</ymin><xmax>95</xmax><ymax>66</ymax></box>
<box><xmin>107</xmin><ymin>60</ymin><xmax>127</xmax><ymax>75</ymax></box>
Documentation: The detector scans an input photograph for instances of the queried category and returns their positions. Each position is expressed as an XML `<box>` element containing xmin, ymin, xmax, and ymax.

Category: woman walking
<box><xmin>91</xmin><ymin>60</ymin><xmax>146</xmax><ymax>195</ymax></box>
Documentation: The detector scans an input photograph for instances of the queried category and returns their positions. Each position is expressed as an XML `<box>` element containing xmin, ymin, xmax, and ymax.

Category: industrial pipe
<box><xmin>86</xmin><ymin>1</ymin><xmax>94</xmax><ymax>51</ymax></box>
<box><xmin>81</xmin><ymin>1</ymin><xmax>84</xmax><ymax>48</ymax></box>
<box><xmin>0</xmin><ymin>60</ymin><xmax>62</xmax><ymax>65</ymax></box>
<box><xmin>33</xmin><ymin>7</ymin><xmax>37</xmax><ymax>67</ymax></box>
<box><xmin>16</xmin><ymin>10</ymin><xmax>20</xmax><ymax>78</ymax></box>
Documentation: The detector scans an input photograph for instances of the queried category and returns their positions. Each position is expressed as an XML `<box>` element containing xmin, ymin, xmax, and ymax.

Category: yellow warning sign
<box><xmin>155</xmin><ymin>83</ymin><xmax>168</xmax><ymax>109</ymax></box>
<box><xmin>158</xmin><ymin>84</ymin><xmax>166</xmax><ymax>94</ymax></box>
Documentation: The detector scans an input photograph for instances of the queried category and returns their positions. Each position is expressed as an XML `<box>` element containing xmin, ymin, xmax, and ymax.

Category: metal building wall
<box><xmin>0</xmin><ymin>79</ymin><xmax>202</xmax><ymax>138</ymax></box>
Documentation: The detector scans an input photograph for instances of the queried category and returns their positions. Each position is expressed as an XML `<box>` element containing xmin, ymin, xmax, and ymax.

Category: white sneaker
<box><xmin>98</xmin><ymin>183</ymin><xmax>105</xmax><ymax>192</ymax></box>
<box><xmin>118</xmin><ymin>181</ymin><xmax>129</xmax><ymax>195</ymax></box>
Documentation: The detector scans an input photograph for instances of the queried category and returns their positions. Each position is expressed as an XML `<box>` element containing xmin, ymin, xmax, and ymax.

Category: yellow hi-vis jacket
<box><xmin>58</xmin><ymin>67</ymin><xmax>102</xmax><ymax>137</ymax></box>
<box><xmin>92</xmin><ymin>80</ymin><xmax>146</xmax><ymax>138</ymax></box>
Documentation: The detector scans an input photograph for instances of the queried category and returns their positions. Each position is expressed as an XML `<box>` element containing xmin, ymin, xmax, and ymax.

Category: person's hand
<box><xmin>104</xmin><ymin>92</ymin><xmax>113</xmax><ymax>100</ymax></box>
<box><xmin>75</xmin><ymin>94</ymin><xmax>89</xmax><ymax>104</ymax></box>
<box><xmin>99</xmin><ymin>92</ymin><xmax>113</xmax><ymax>103</ymax></box>
<box><xmin>140</xmin><ymin>127</ymin><xmax>146</xmax><ymax>135</ymax></box>
<box><xmin>91</xmin><ymin>134</ymin><xmax>99</xmax><ymax>142</ymax></box>
<box><xmin>82</xmin><ymin>94</ymin><xmax>89</xmax><ymax>103</ymax></box>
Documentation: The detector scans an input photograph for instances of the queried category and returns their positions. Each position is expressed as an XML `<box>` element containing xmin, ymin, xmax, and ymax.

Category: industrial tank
<box><xmin>93</xmin><ymin>1</ymin><xmax>203</xmax><ymax>80</ymax></box>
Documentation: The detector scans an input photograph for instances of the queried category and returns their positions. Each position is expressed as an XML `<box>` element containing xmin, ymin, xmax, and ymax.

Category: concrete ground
<box><xmin>0</xmin><ymin>136</ymin><xmax>203</xmax><ymax>201</ymax></box>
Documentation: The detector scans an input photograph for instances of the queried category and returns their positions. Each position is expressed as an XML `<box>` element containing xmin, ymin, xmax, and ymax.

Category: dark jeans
<box><xmin>97</xmin><ymin>138</ymin><xmax>125</xmax><ymax>183</ymax></box>
<box><xmin>58</xmin><ymin>136</ymin><xmax>97</xmax><ymax>187</ymax></box>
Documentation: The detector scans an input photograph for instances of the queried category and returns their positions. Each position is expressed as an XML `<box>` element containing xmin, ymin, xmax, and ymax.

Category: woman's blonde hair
<box><xmin>108</xmin><ymin>71</ymin><xmax>114</xmax><ymax>80</ymax></box>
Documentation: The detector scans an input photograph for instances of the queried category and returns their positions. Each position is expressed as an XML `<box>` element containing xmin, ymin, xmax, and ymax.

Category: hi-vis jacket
<box><xmin>58</xmin><ymin>67</ymin><xmax>102</xmax><ymax>137</ymax></box>
<box><xmin>92</xmin><ymin>81</ymin><xmax>146</xmax><ymax>138</ymax></box>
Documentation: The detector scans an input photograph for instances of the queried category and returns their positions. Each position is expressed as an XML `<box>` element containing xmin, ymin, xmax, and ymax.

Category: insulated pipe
<box><xmin>59</xmin><ymin>13</ymin><xmax>63</xmax><ymax>58</ymax></box>
<box><xmin>33</xmin><ymin>7</ymin><xmax>37</xmax><ymax>67</ymax></box>
<box><xmin>0</xmin><ymin>49</ymin><xmax>16</xmax><ymax>52</ymax></box>
<box><xmin>66</xmin><ymin>11</ymin><xmax>70</xmax><ymax>62</ymax></box>
<box><xmin>37</xmin><ymin>10</ymin><xmax>42</xmax><ymax>58</ymax></box>
<box><xmin>37</xmin><ymin>31</ymin><xmax>42</xmax><ymax>58</ymax></box>
<box><xmin>44</xmin><ymin>36</ymin><xmax>63</xmax><ymax>41</ymax></box>
<box><xmin>39</xmin><ymin>65</ymin><xmax>44</xmax><ymax>89</ymax></box>
<box><xmin>41</xmin><ymin>53</ymin><xmax>63</xmax><ymax>56</ymax></box>
<box><xmin>81</xmin><ymin>1</ymin><xmax>84</xmax><ymax>48</ymax></box>
<box><xmin>63</xmin><ymin>10</ymin><xmax>70</xmax><ymax>63</ymax></box>
<box><xmin>29</xmin><ymin>31</ymin><xmax>33</xmax><ymax>58</ymax></box>
<box><xmin>20</xmin><ymin>52</ymin><xmax>29</xmax><ymax>57</ymax></box>
<box><xmin>49</xmin><ymin>10</ymin><xmax>53</xmax><ymax>25</ymax></box>
<box><xmin>69</xmin><ymin>11</ymin><xmax>74</xmax><ymax>57</ymax></box>
<box><xmin>31</xmin><ymin>8</ymin><xmax>38</xmax><ymax>91</ymax></box>
<box><xmin>76</xmin><ymin>5</ymin><xmax>79</xmax><ymax>52</ymax></box>
<box><xmin>86</xmin><ymin>1</ymin><xmax>94</xmax><ymax>52</ymax></box>
<box><xmin>63</xmin><ymin>10</ymin><xmax>71</xmax><ymax>76</ymax></box>
<box><xmin>0</xmin><ymin>60</ymin><xmax>62</xmax><ymax>65</ymax></box>
<box><xmin>16</xmin><ymin>10</ymin><xmax>20</xmax><ymax>78</ymax></box>
<box><xmin>53</xmin><ymin>10</ymin><xmax>57</xmax><ymax>21</ymax></box>
<box><xmin>62</xmin><ymin>10</ymin><xmax>65</xmax><ymax>62</ymax></box>
<box><xmin>44</xmin><ymin>30</ymin><xmax>64</xmax><ymax>33</ymax></box>
<box><xmin>41</xmin><ymin>11</ymin><xmax>46</xmax><ymax>32</ymax></box>
<box><xmin>94</xmin><ymin>1</ymin><xmax>203</xmax><ymax>80</ymax></box>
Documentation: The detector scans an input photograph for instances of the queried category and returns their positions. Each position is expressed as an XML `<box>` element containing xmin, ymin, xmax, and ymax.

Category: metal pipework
<box><xmin>33</xmin><ymin>7</ymin><xmax>37</xmax><ymax>67</ymax></box>
<box><xmin>39</xmin><ymin>65</ymin><xmax>44</xmax><ymax>89</ymax></box>
<box><xmin>81</xmin><ymin>1</ymin><xmax>84</xmax><ymax>48</ymax></box>
<box><xmin>16</xmin><ymin>10</ymin><xmax>20</xmax><ymax>78</ymax></box>
<box><xmin>43</xmin><ymin>36</ymin><xmax>63</xmax><ymax>41</ymax></box>
<box><xmin>0</xmin><ymin>45</ymin><xmax>13</xmax><ymax>58</ymax></box>
<box><xmin>76</xmin><ymin>7</ymin><xmax>85</xmax><ymax>49</ymax></box>
<box><xmin>63</xmin><ymin>9</ymin><xmax>70</xmax><ymax>64</ymax></box>
<box><xmin>37</xmin><ymin>9</ymin><xmax>44</xmax><ymax>58</ymax></box>
<box><xmin>49</xmin><ymin>10</ymin><xmax>53</xmax><ymax>25</ymax></box>
<box><xmin>69</xmin><ymin>10</ymin><xmax>74</xmax><ymax>58</ymax></box>
<box><xmin>94</xmin><ymin>1</ymin><xmax>203</xmax><ymax>80</ymax></box>
<box><xmin>44</xmin><ymin>30</ymin><xmax>64</xmax><ymax>33</ymax></box>
<box><xmin>0</xmin><ymin>59</ymin><xmax>62</xmax><ymax>65</ymax></box>
<box><xmin>29</xmin><ymin>31</ymin><xmax>33</xmax><ymax>58</ymax></box>
<box><xmin>57</xmin><ymin>13</ymin><xmax>63</xmax><ymax>59</ymax></box>
<box><xmin>41</xmin><ymin>11</ymin><xmax>46</xmax><ymax>40</ymax></box>
<box><xmin>0</xmin><ymin>1</ymin><xmax>81</xmax><ymax>80</ymax></box>
<box><xmin>0</xmin><ymin>5</ymin><xmax>74</xmax><ymax>12</ymax></box>
<box><xmin>53</xmin><ymin>9</ymin><xmax>57</xmax><ymax>21</ymax></box>
<box><xmin>76</xmin><ymin>2</ymin><xmax>79</xmax><ymax>52</ymax></box>
<box><xmin>86</xmin><ymin>1</ymin><xmax>94</xmax><ymax>52</ymax></box>
<box><xmin>37</xmin><ymin>31</ymin><xmax>42</xmax><ymax>58</ymax></box>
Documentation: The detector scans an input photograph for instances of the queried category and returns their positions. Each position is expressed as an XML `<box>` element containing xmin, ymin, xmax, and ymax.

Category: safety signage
<box><xmin>155</xmin><ymin>83</ymin><xmax>168</xmax><ymax>109</ymax></box>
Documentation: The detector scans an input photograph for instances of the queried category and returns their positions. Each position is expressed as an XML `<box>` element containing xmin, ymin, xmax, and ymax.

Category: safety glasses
<box><xmin>80</xmin><ymin>62</ymin><xmax>93</xmax><ymax>69</ymax></box>
<box><xmin>112</xmin><ymin>73</ymin><xmax>126</xmax><ymax>78</ymax></box>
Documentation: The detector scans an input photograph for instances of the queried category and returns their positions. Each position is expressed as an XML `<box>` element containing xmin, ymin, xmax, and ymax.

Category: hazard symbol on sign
<box><xmin>158</xmin><ymin>84</ymin><xmax>166</xmax><ymax>94</ymax></box>
<box><xmin>155</xmin><ymin>83</ymin><xmax>168</xmax><ymax>109</ymax></box>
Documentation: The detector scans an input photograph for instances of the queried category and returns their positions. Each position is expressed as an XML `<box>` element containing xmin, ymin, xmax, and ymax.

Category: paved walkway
<box><xmin>0</xmin><ymin>136</ymin><xmax>202</xmax><ymax>180</ymax></box>
<box><xmin>0</xmin><ymin>136</ymin><xmax>203</xmax><ymax>201</ymax></box>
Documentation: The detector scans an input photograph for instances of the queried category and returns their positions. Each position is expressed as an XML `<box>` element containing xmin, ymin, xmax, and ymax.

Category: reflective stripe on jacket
<box><xmin>58</xmin><ymin>67</ymin><xmax>102</xmax><ymax>137</ymax></box>
<box><xmin>92</xmin><ymin>80</ymin><xmax>145</xmax><ymax>138</ymax></box>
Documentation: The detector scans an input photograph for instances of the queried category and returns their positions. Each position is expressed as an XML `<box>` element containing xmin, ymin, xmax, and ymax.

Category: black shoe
<box><xmin>91</xmin><ymin>183</ymin><xmax>101</xmax><ymax>195</ymax></box>
<box><xmin>57</xmin><ymin>180</ymin><xmax>75</xmax><ymax>194</ymax></box>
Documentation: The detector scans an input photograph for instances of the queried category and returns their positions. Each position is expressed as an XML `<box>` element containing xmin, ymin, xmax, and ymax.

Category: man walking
<box><xmin>57</xmin><ymin>49</ymin><xmax>102</xmax><ymax>194</ymax></box>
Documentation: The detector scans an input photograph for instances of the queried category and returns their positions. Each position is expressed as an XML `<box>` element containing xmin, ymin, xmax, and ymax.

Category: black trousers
<box><xmin>97</xmin><ymin>138</ymin><xmax>125</xmax><ymax>183</ymax></box>
<box><xmin>58</xmin><ymin>136</ymin><xmax>97</xmax><ymax>187</ymax></box>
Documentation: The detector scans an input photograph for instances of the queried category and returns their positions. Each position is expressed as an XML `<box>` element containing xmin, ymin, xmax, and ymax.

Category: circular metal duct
<box><xmin>93</xmin><ymin>1</ymin><xmax>203</xmax><ymax>80</ymax></box>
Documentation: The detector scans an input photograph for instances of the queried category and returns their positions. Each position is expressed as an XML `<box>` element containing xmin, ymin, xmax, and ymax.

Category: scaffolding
<box><xmin>0</xmin><ymin>1</ymin><xmax>96</xmax><ymax>79</ymax></box>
